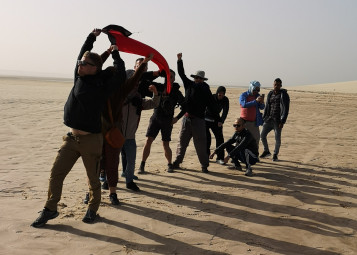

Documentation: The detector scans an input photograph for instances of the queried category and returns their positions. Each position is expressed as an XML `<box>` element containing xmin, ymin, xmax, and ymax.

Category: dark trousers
<box><xmin>101</xmin><ymin>141</ymin><xmax>121</xmax><ymax>188</ymax></box>
<box><xmin>206</xmin><ymin>121</ymin><xmax>224</xmax><ymax>160</ymax></box>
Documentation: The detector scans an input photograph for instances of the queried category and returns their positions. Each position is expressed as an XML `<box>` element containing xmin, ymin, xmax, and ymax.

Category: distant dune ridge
<box><xmin>0</xmin><ymin>76</ymin><xmax>356</xmax><ymax>254</ymax></box>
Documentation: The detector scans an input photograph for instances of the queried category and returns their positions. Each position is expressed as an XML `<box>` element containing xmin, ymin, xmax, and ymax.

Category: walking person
<box><xmin>172</xmin><ymin>53</ymin><xmax>221</xmax><ymax>173</ymax></box>
<box><xmin>260</xmin><ymin>78</ymin><xmax>290</xmax><ymax>161</ymax></box>
<box><xmin>205</xmin><ymin>86</ymin><xmax>229</xmax><ymax>165</ymax></box>
<box><xmin>31</xmin><ymin>28</ymin><xmax>126</xmax><ymax>227</ymax></box>
<box><xmin>239</xmin><ymin>80</ymin><xmax>265</xmax><ymax>150</ymax></box>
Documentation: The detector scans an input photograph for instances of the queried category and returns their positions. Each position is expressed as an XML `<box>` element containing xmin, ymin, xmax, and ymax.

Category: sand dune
<box><xmin>0</xmin><ymin>77</ymin><xmax>356</xmax><ymax>254</ymax></box>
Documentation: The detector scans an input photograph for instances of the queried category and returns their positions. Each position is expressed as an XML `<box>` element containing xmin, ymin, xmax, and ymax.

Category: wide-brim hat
<box><xmin>190</xmin><ymin>70</ymin><xmax>208</xmax><ymax>80</ymax></box>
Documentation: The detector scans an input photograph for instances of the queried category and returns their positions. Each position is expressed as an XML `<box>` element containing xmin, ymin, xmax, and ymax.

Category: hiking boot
<box><xmin>260</xmin><ymin>151</ymin><xmax>271</xmax><ymax>158</ymax></box>
<box><xmin>99</xmin><ymin>170</ymin><xmax>106</xmax><ymax>182</ymax></box>
<box><xmin>172</xmin><ymin>161</ymin><xmax>180</xmax><ymax>169</ymax></box>
<box><xmin>272</xmin><ymin>154</ymin><xmax>278</xmax><ymax>161</ymax></box>
<box><xmin>101</xmin><ymin>180</ymin><xmax>109</xmax><ymax>190</ymax></box>
<box><xmin>167</xmin><ymin>163</ymin><xmax>174</xmax><ymax>173</ymax></box>
<box><xmin>109</xmin><ymin>193</ymin><xmax>120</xmax><ymax>205</ymax></box>
<box><xmin>31</xmin><ymin>208</ymin><xmax>59</xmax><ymax>228</ymax></box>
<box><xmin>228</xmin><ymin>161</ymin><xmax>242</xmax><ymax>171</ymax></box>
<box><xmin>82</xmin><ymin>208</ymin><xmax>97</xmax><ymax>223</ymax></box>
<box><xmin>245</xmin><ymin>167</ymin><xmax>253</xmax><ymax>177</ymax></box>
<box><xmin>216</xmin><ymin>159</ymin><xmax>225</xmax><ymax>165</ymax></box>
<box><xmin>202</xmin><ymin>167</ymin><xmax>209</xmax><ymax>173</ymax></box>
<box><xmin>83</xmin><ymin>192</ymin><xmax>89</xmax><ymax>204</ymax></box>
<box><xmin>126</xmin><ymin>181</ymin><xmax>140</xmax><ymax>192</ymax></box>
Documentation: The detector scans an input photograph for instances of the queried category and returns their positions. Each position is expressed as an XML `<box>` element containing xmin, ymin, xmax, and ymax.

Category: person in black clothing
<box><xmin>173</xmin><ymin>53</ymin><xmax>222</xmax><ymax>173</ymax></box>
<box><xmin>210</xmin><ymin>118</ymin><xmax>259</xmax><ymax>177</ymax></box>
<box><xmin>31</xmin><ymin>28</ymin><xmax>126</xmax><ymax>228</ymax></box>
<box><xmin>260</xmin><ymin>78</ymin><xmax>290</xmax><ymax>161</ymax></box>
<box><xmin>205</xmin><ymin>86</ymin><xmax>229</xmax><ymax>165</ymax></box>
<box><xmin>139</xmin><ymin>69</ymin><xmax>185</xmax><ymax>173</ymax></box>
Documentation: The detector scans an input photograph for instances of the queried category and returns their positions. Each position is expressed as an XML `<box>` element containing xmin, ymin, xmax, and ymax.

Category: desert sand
<box><xmin>0</xmin><ymin>77</ymin><xmax>356</xmax><ymax>255</ymax></box>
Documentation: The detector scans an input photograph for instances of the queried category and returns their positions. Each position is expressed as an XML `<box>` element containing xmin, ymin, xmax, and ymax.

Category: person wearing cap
<box><xmin>239</xmin><ymin>81</ymin><xmax>265</xmax><ymax>150</ymax></box>
<box><xmin>31</xmin><ymin>28</ymin><xmax>127</xmax><ymax>227</ymax></box>
<box><xmin>172</xmin><ymin>53</ymin><xmax>222</xmax><ymax>173</ymax></box>
<box><xmin>260</xmin><ymin>78</ymin><xmax>290</xmax><ymax>161</ymax></box>
<box><xmin>205</xmin><ymin>86</ymin><xmax>230</xmax><ymax>165</ymax></box>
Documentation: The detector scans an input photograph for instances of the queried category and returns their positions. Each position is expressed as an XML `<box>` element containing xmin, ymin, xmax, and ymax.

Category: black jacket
<box><xmin>177</xmin><ymin>60</ymin><xmax>221</xmax><ymax>121</ymax></box>
<box><xmin>205</xmin><ymin>93</ymin><xmax>229</xmax><ymax>123</ymax></box>
<box><xmin>263</xmin><ymin>89</ymin><xmax>290</xmax><ymax>124</ymax></box>
<box><xmin>215</xmin><ymin>129</ymin><xmax>258</xmax><ymax>157</ymax></box>
<box><xmin>63</xmin><ymin>33</ymin><xmax>126</xmax><ymax>133</ymax></box>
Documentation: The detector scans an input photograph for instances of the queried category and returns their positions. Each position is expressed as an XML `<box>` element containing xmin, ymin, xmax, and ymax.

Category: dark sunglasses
<box><xmin>253</xmin><ymin>88</ymin><xmax>260</xmax><ymax>92</ymax></box>
<box><xmin>233</xmin><ymin>124</ymin><xmax>241</xmax><ymax>128</ymax></box>
<box><xmin>77</xmin><ymin>60</ymin><xmax>95</xmax><ymax>66</ymax></box>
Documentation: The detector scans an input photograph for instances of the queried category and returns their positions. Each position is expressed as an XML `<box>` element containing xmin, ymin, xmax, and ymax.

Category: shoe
<box><xmin>109</xmin><ymin>193</ymin><xmax>120</xmax><ymax>205</ymax></box>
<box><xmin>228</xmin><ymin>161</ymin><xmax>242</xmax><ymax>171</ymax></box>
<box><xmin>167</xmin><ymin>163</ymin><xmax>174</xmax><ymax>173</ymax></box>
<box><xmin>126</xmin><ymin>181</ymin><xmax>140</xmax><ymax>191</ymax></box>
<box><xmin>172</xmin><ymin>161</ymin><xmax>180</xmax><ymax>169</ymax></box>
<box><xmin>216</xmin><ymin>159</ymin><xmax>225</xmax><ymax>165</ymax></box>
<box><xmin>99</xmin><ymin>170</ymin><xmax>106</xmax><ymax>182</ymax></box>
<box><xmin>260</xmin><ymin>151</ymin><xmax>271</xmax><ymax>158</ymax></box>
<box><xmin>83</xmin><ymin>192</ymin><xmax>89</xmax><ymax>204</ymax></box>
<box><xmin>82</xmin><ymin>208</ymin><xmax>97</xmax><ymax>223</ymax></box>
<box><xmin>121</xmin><ymin>171</ymin><xmax>126</xmax><ymax>177</ymax></box>
<box><xmin>31</xmin><ymin>208</ymin><xmax>59</xmax><ymax>228</ymax></box>
<box><xmin>133</xmin><ymin>175</ymin><xmax>139</xmax><ymax>180</ymax></box>
<box><xmin>272</xmin><ymin>154</ymin><xmax>278</xmax><ymax>161</ymax></box>
<box><xmin>101</xmin><ymin>180</ymin><xmax>109</xmax><ymax>190</ymax></box>
<box><xmin>245</xmin><ymin>167</ymin><xmax>253</xmax><ymax>177</ymax></box>
<box><xmin>202</xmin><ymin>167</ymin><xmax>209</xmax><ymax>173</ymax></box>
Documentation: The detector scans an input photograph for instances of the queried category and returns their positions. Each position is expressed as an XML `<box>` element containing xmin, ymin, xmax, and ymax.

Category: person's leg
<box><xmin>163</xmin><ymin>141</ymin><xmax>172</xmax><ymax>163</ymax></box>
<box><xmin>212</xmin><ymin>123</ymin><xmax>225</xmax><ymax>160</ymax></box>
<box><xmin>191</xmin><ymin>118</ymin><xmax>209</xmax><ymax>169</ymax></box>
<box><xmin>139</xmin><ymin>137</ymin><xmax>154</xmax><ymax>173</ymax></box>
<box><xmin>273</xmin><ymin>121</ymin><xmax>283</xmax><ymax>156</ymax></box>
<box><xmin>123</xmin><ymin>139</ymin><xmax>139</xmax><ymax>190</ymax></box>
<box><xmin>205</xmin><ymin>121</ymin><xmax>212</xmax><ymax>156</ymax></box>
<box><xmin>45</xmin><ymin>134</ymin><xmax>81</xmax><ymax>211</ymax></box>
<box><xmin>260</xmin><ymin>119</ymin><xmax>274</xmax><ymax>155</ymax></box>
<box><xmin>121</xmin><ymin>148</ymin><xmax>127</xmax><ymax>175</ymax></box>
<box><xmin>245</xmin><ymin>121</ymin><xmax>260</xmax><ymax>150</ymax></box>
<box><xmin>102</xmin><ymin>141</ymin><xmax>120</xmax><ymax>193</ymax></box>
<box><xmin>79</xmin><ymin>133</ymin><xmax>103</xmax><ymax>213</ymax></box>
<box><xmin>175</xmin><ymin>116</ymin><xmax>192</xmax><ymax>165</ymax></box>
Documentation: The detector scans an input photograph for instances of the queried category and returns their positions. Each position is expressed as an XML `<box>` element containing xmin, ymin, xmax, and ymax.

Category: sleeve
<box><xmin>281</xmin><ymin>92</ymin><xmax>290</xmax><ymax>123</ymax></box>
<box><xmin>221</xmin><ymin>97</ymin><xmax>229</xmax><ymax>123</ymax></box>
<box><xmin>228</xmin><ymin>133</ymin><xmax>254</xmax><ymax>157</ymax></box>
<box><xmin>142</xmin><ymin>94</ymin><xmax>160</xmax><ymax>110</ymax></box>
<box><xmin>205</xmin><ymin>87</ymin><xmax>222</xmax><ymax>122</ymax></box>
<box><xmin>74</xmin><ymin>33</ymin><xmax>96</xmax><ymax>79</ymax></box>
<box><xmin>175</xmin><ymin>90</ymin><xmax>186</xmax><ymax>120</ymax></box>
<box><xmin>215</xmin><ymin>135</ymin><xmax>235</xmax><ymax>153</ymax></box>
<box><xmin>177</xmin><ymin>60</ymin><xmax>192</xmax><ymax>89</ymax></box>
<box><xmin>239</xmin><ymin>92</ymin><xmax>257</xmax><ymax>108</ymax></box>
<box><xmin>102</xmin><ymin>50</ymin><xmax>126</xmax><ymax>95</ymax></box>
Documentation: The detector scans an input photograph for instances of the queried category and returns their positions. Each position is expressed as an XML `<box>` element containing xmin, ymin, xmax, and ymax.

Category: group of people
<box><xmin>31</xmin><ymin>28</ymin><xmax>290</xmax><ymax>228</ymax></box>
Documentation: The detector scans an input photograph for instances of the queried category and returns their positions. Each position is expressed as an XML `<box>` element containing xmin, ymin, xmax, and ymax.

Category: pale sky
<box><xmin>1</xmin><ymin>0</ymin><xmax>356</xmax><ymax>87</ymax></box>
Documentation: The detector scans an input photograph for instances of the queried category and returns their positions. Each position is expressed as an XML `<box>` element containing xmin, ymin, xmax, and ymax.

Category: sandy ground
<box><xmin>0</xmin><ymin>77</ymin><xmax>356</xmax><ymax>255</ymax></box>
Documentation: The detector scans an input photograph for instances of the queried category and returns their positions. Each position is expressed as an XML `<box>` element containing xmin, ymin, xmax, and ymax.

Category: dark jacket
<box><xmin>205</xmin><ymin>90</ymin><xmax>229</xmax><ymax>123</ymax></box>
<box><xmin>63</xmin><ymin>33</ymin><xmax>126</xmax><ymax>133</ymax></box>
<box><xmin>263</xmin><ymin>89</ymin><xmax>290</xmax><ymax>124</ymax></box>
<box><xmin>177</xmin><ymin>59</ymin><xmax>221</xmax><ymax>121</ymax></box>
<box><xmin>153</xmin><ymin>82</ymin><xmax>185</xmax><ymax>119</ymax></box>
<box><xmin>215</xmin><ymin>129</ymin><xmax>258</xmax><ymax>157</ymax></box>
